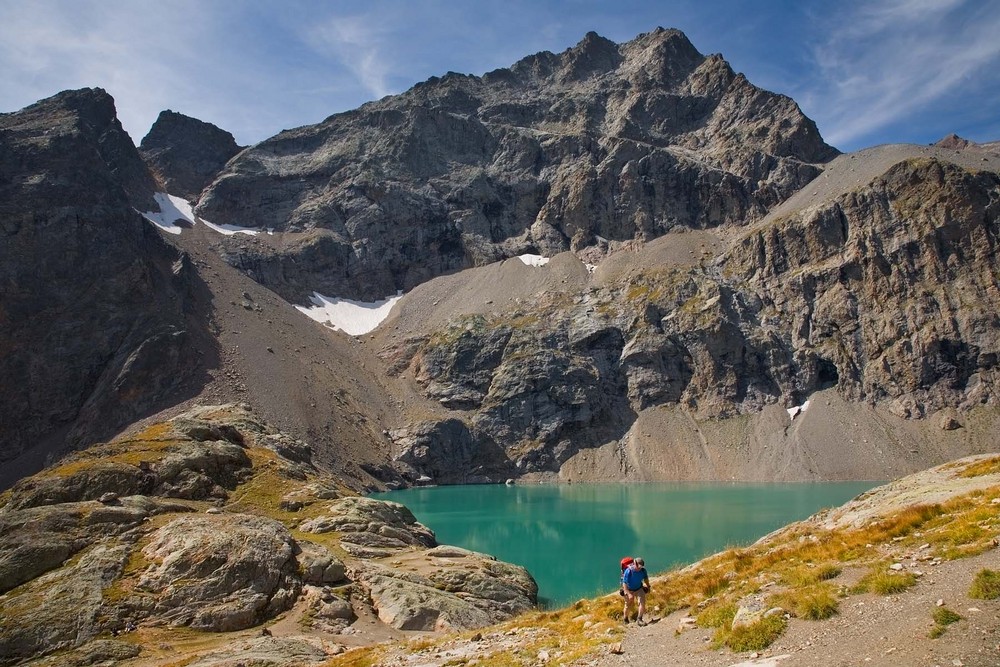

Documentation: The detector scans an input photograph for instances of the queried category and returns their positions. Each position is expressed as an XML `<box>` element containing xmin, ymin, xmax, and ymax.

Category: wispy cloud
<box><xmin>0</xmin><ymin>0</ymin><xmax>218</xmax><ymax>141</ymax></box>
<box><xmin>304</xmin><ymin>14</ymin><xmax>395</xmax><ymax>100</ymax></box>
<box><xmin>804</xmin><ymin>0</ymin><xmax>1000</xmax><ymax>148</ymax></box>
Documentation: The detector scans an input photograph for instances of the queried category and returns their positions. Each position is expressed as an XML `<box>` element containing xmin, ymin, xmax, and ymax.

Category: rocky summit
<box><xmin>0</xmin><ymin>25</ymin><xmax>999</xmax><ymax>665</ymax></box>
<box><xmin>195</xmin><ymin>28</ymin><xmax>835</xmax><ymax>302</ymax></box>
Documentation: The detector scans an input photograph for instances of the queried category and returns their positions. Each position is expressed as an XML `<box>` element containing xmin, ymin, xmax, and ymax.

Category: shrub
<box><xmin>696</xmin><ymin>602</ymin><xmax>736</xmax><ymax>629</ymax></box>
<box><xmin>724</xmin><ymin>615</ymin><xmax>787</xmax><ymax>652</ymax></box>
<box><xmin>932</xmin><ymin>607</ymin><xmax>961</xmax><ymax>625</ymax></box>
<box><xmin>769</xmin><ymin>584</ymin><xmax>839</xmax><ymax>620</ymax></box>
<box><xmin>851</xmin><ymin>569</ymin><xmax>917</xmax><ymax>595</ymax></box>
<box><xmin>930</xmin><ymin>607</ymin><xmax>961</xmax><ymax>638</ymax></box>
<box><xmin>783</xmin><ymin>563</ymin><xmax>841</xmax><ymax>587</ymax></box>
<box><xmin>969</xmin><ymin>569</ymin><xmax>1000</xmax><ymax>600</ymax></box>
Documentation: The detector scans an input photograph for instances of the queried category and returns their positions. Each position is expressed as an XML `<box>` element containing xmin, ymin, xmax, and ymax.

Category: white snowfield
<box><xmin>517</xmin><ymin>254</ymin><xmax>549</xmax><ymax>266</ymax></box>
<box><xmin>787</xmin><ymin>400</ymin><xmax>811</xmax><ymax>420</ymax></box>
<box><xmin>300</xmin><ymin>254</ymin><xmax>549</xmax><ymax>335</ymax></box>
<box><xmin>139</xmin><ymin>193</ymin><xmax>265</xmax><ymax>236</ymax></box>
<box><xmin>296</xmin><ymin>292</ymin><xmax>403</xmax><ymax>336</ymax></box>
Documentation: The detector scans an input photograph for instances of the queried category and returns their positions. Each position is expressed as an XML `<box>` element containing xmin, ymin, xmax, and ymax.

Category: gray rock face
<box><xmin>133</xmin><ymin>513</ymin><xmax>300</xmax><ymax>631</ymax></box>
<box><xmin>0</xmin><ymin>540</ymin><xmax>131</xmax><ymax>666</ymax></box>
<box><xmin>299</xmin><ymin>496</ymin><xmax>436</xmax><ymax>557</ymax></box>
<box><xmin>140</xmin><ymin>109</ymin><xmax>242</xmax><ymax>200</ymax></box>
<box><xmin>384</xmin><ymin>155</ymin><xmax>1000</xmax><ymax>477</ymax></box>
<box><xmin>0</xmin><ymin>499</ymin><xmax>155</xmax><ymax>594</ymax></box>
<box><xmin>196</xmin><ymin>28</ymin><xmax>836</xmax><ymax>301</ymax></box>
<box><xmin>390</xmin><ymin>418</ymin><xmax>510</xmax><ymax>484</ymax></box>
<box><xmin>359</xmin><ymin>547</ymin><xmax>537</xmax><ymax>631</ymax></box>
<box><xmin>723</xmin><ymin>158</ymin><xmax>1000</xmax><ymax>415</ymax></box>
<box><xmin>0</xmin><ymin>88</ymin><xmax>208</xmax><ymax>486</ymax></box>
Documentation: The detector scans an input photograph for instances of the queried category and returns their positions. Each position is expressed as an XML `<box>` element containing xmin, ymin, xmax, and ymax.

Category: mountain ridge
<box><xmin>1</xmin><ymin>24</ymin><xmax>999</xmax><ymax>667</ymax></box>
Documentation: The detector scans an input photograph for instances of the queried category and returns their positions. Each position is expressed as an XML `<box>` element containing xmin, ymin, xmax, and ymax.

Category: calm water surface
<box><xmin>373</xmin><ymin>482</ymin><xmax>877</xmax><ymax>608</ymax></box>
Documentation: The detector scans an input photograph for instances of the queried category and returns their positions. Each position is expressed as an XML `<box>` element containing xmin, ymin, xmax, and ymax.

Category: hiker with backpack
<box><xmin>620</xmin><ymin>556</ymin><xmax>650</xmax><ymax>625</ymax></box>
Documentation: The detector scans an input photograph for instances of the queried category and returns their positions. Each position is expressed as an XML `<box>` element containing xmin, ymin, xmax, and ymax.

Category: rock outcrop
<box><xmin>0</xmin><ymin>405</ymin><xmax>537</xmax><ymax>665</ymax></box>
<box><xmin>140</xmin><ymin>110</ymin><xmax>242</xmax><ymax>200</ymax></box>
<box><xmin>0</xmin><ymin>88</ymin><xmax>210</xmax><ymax>487</ymax></box>
<box><xmin>194</xmin><ymin>28</ymin><xmax>836</xmax><ymax>301</ymax></box>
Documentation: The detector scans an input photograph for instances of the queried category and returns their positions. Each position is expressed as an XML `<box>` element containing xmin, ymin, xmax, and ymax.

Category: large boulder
<box><xmin>299</xmin><ymin>496</ymin><xmax>436</xmax><ymax>557</ymax></box>
<box><xmin>0</xmin><ymin>497</ymin><xmax>169</xmax><ymax>594</ymax></box>
<box><xmin>0</xmin><ymin>541</ymin><xmax>131</xmax><ymax>665</ymax></box>
<box><xmin>130</xmin><ymin>514</ymin><xmax>301</xmax><ymax>631</ymax></box>
<box><xmin>358</xmin><ymin>546</ymin><xmax>537</xmax><ymax>631</ymax></box>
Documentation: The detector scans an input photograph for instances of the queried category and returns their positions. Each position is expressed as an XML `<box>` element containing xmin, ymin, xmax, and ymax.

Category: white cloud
<box><xmin>0</xmin><ymin>0</ymin><xmax>213</xmax><ymax>141</ymax></box>
<box><xmin>805</xmin><ymin>0</ymin><xmax>1000</xmax><ymax>147</ymax></box>
<box><xmin>305</xmin><ymin>14</ymin><xmax>395</xmax><ymax>100</ymax></box>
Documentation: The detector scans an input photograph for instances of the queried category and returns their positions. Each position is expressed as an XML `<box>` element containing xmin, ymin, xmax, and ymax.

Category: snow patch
<box><xmin>787</xmin><ymin>400</ymin><xmax>811</xmax><ymax>420</ymax></box>
<box><xmin>203</xmin><ymin>219</ymin><xmax>261</xmax><ymax>236</ymax></box>
<box><xmin>295</xmin><ymin>291</ymin><xmax>403</xmax><ymax>336</ymax></box>
<box><xmin>139</xmin><ymin>192</ymin><xmax>194</xmax><ymax>234</ymax></box>
<box><xmin>141</xmin><ymin>192</ymin><xmax>262</xmax><ymax>236</ymax></box>
<box><xmin>517</xmin><ymin>254</ymin><xmax>549</xmax><ymax>267</ymax></box>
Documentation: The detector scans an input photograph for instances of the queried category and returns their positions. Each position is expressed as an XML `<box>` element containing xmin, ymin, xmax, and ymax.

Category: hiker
<box><xmin>621</xmin><ymin>556</ymin><xmax>650</xmax><ymax>625</ymax></box>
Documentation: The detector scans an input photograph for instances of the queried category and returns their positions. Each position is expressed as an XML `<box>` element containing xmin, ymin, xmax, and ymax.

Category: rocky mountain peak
<box><xmin>195</xmin><ymin>29</ymin><xmax>838</xmax><ymax>302</ymax></box>
<box><xmin>557</xmin><ymin>30</ymin><xmax>622</xmax><ymax>82</ymax></box>
<box><xmin>140</xmin><ymin>109</ymin><xmax>243</xmax><ymax>200</ymax></box>
<box><xmin>7</xmin><ymin>87</ymin><xmax>158</xmax><ymax>210</ymax></box>
<box><xmin>934</xmin><ymin>132</ymin><xmax>974</xmax><ymax>149</ymax></box>
<box><xmin>0</xmin><ymin>88</ymin><xmax>205</xmax><ymax>487</ymax></box>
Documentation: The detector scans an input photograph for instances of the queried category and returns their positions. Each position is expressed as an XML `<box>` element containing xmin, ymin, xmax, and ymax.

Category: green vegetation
<box><xmin>695</xmin><ymin>601</ymin><xmax>736</xmax><ymax>629</ymax></box>
<box><xmin>851</xmin><ymin>568</ymin><xmax>918</xmax><ymax>595</ymax></box>
<box><xmin>968</xmin><ymin>569</ymin><xmax>1000</xmax><ymax>600</ymax></box>
<box><xmin>958</xmin><ymin>456</ymin><xmax>1000</xmax><ymax>478</ymax></box>
<box><xmin>720</xmin><ymin>614</ymin><xmax>788</xmax><ymax>652</ymax></box>
<box><xmin>769</xmin><ymin>584</ymin><xmax>839</xmax><ymax>620</ymax></box>
<box><xmin>929</xmin><ymin>607</ymin><xmax>961</xmax><ymax>638</ymax></box>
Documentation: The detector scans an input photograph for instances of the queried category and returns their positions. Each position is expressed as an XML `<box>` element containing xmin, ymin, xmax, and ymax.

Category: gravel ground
<box><xmin>599</xmin><ymin>552</ymin><xmax>1000</xmax><ymax>667</ymax></box>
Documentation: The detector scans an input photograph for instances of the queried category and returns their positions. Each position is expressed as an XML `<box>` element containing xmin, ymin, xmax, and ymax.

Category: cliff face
<box><xmin>0</xmin><ymin>89</ymin><xmax>210</xmax><ymax>486</ymax></box>
<box><xmin>375</xmin><ymin>150</ymin><xmax>1000</xmax><ymax>482</ymax></box>
<box><xmin>724</xmin><ymin>157</ymin><xmax>1000</xmax><ymax>418</ymax></box>
<box><xmin>195</xmin><ymin>28</ymin><xmax>836</xmax><ymax>301</ymax></box>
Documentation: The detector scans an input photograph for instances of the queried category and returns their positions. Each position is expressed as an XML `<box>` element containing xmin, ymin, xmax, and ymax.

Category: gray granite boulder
<box><xmin>132</xmin><ymin>514</ymin><xmax>301</xmax><ymax>631</ymax></box>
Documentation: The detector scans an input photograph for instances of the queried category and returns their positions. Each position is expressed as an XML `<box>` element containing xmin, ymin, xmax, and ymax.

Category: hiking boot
<box><xmin>636</xmin><ymin>618</ymin><xmax>646</xmax><ymax>627</ymax></box>
<box><xmin>623</xmin><ymin>616</ymin><xmax>630</xmax><ymax>624</ymax></box>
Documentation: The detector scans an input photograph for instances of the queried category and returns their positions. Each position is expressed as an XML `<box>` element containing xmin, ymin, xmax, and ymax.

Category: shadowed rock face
<box><xmin>195</xmin><ymin>28</ymin><xmax>837</xmax><ymax>301</ymax></box>
<box><xmin>140</xmin><ymin>110</ymin><xmax>242</xmax><ymax>201</ymax></box>
<box><xmin>0</xmin><ymin>88</ymin><xmax>212</xmax><ymax>486</ymax></box>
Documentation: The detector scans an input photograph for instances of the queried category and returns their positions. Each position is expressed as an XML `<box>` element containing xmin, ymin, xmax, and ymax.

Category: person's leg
<box><xmin>623</xmin><ymin>590</ymin><xmax>633</xmax><ymax>622</ymax></box>
<box><xmin>636</xmin><ymin>590</ymin><xmax>646</xmax><ymax>624</ymax></box>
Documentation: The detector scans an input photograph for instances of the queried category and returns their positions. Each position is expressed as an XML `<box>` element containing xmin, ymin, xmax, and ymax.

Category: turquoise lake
<box><xmin>373</xmin><ymin>482</ymin><xmax>877</xmax><ymax>608</ymax></box>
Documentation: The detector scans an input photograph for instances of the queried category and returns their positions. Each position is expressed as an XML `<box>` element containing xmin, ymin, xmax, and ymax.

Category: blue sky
<box><xmin>1</xmin><ymin>0</ymin><xmax>997</xmax><ymax>152</ymax></box>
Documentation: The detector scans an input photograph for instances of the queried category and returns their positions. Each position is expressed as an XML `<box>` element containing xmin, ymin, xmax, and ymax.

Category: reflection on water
<box><xmin>373</xmin><ymin>482</ymin><xmax>876</xmax><ymax>608</ymax></box>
